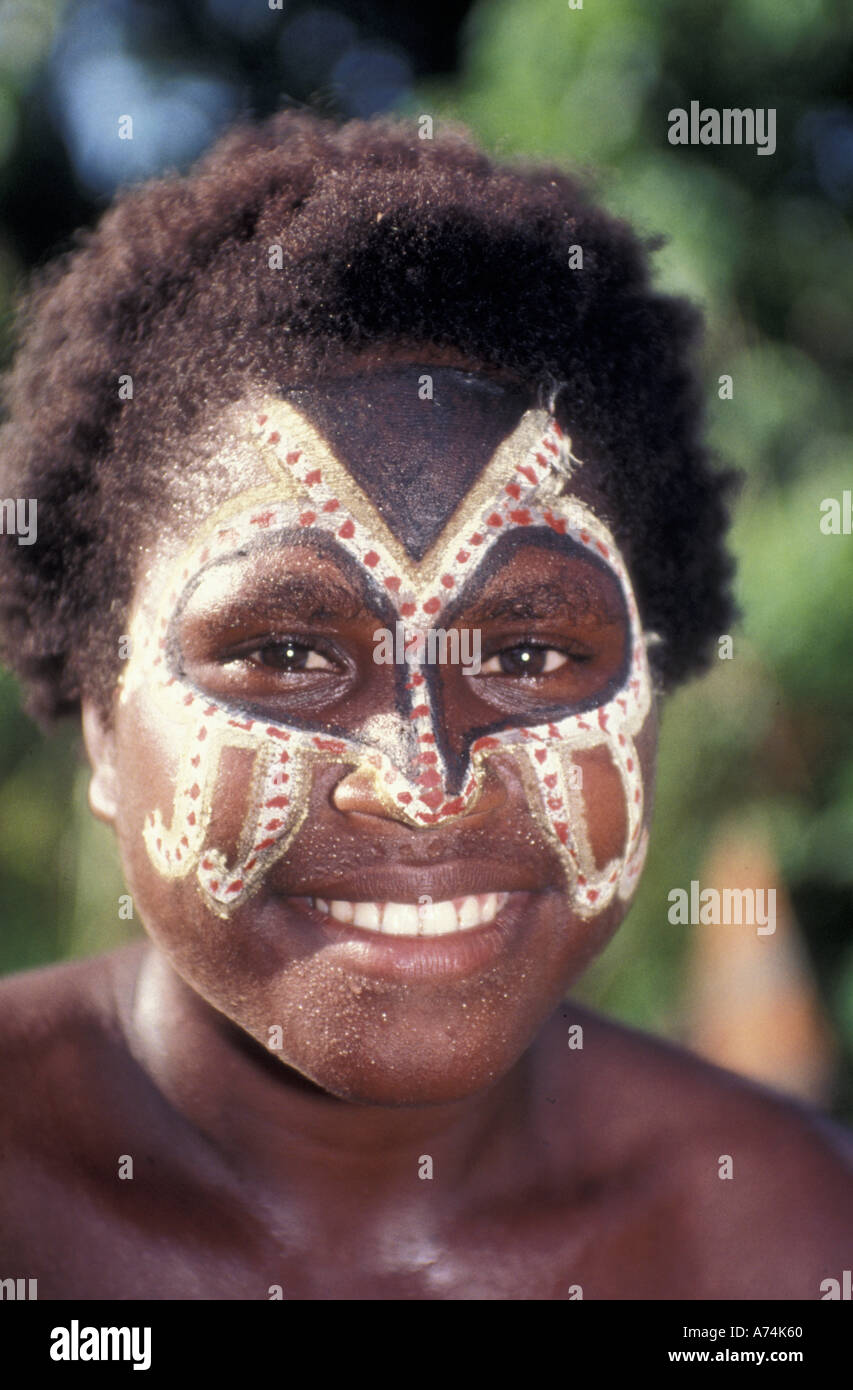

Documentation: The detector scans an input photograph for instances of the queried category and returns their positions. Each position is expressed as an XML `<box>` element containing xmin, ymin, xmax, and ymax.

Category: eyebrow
<box><xmin>178</xmin><ymin>560</ymin><xmax>373</xmax><ymax>626</ymax></box>
<box><xmin>462</xmin><ymin>576</ymin><xmax>626</xmax><ymax>625</ymax></box>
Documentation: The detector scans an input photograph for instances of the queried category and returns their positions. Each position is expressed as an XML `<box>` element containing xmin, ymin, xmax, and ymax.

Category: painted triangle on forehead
<box><xmin>280</xmin><ymin>367</ymin><xmax>534</xmax><ymax>561</ymax></box>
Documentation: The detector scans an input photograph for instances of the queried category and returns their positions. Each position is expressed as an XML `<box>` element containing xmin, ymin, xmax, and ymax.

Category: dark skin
<box><xmin>0</xmin><ymin>351</ymin><xmax>851</xmax><ymax>1300</ymax></box>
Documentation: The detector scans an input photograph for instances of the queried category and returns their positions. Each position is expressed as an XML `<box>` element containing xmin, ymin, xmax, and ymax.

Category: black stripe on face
<box><xmin>280</xmin><ymin>367</ymin><xmax>534</xmax><ymax>561</ymax></box>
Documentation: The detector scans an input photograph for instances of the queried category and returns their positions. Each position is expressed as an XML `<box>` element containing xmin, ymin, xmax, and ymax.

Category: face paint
<box><xmin>120</xmin><ymin>402</ymin><xmax>652</xmax><ymax>920</ymax></box>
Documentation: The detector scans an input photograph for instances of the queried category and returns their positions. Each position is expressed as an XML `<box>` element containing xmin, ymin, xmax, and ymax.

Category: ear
<box><xmin>81</xmin><ymin>699</ymin><xmax>120</xmax><ymax>825</ymax></box>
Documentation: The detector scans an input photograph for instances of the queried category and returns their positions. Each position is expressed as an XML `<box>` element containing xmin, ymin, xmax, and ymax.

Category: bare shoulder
<box><xmin>533</xmin><ymin>1004</ymin><xmax>853</xmax><ymax>1297</ymax></box>
<box><xmin>0</xmin><ymin>946</ymin><xmax>138</xmax><ymax>1052</ymax></box>
<box><xmin>0</xmin><ymin>945</ymin><xmax>146</xmax><ymax>1141</ymax></box>
<box><xmin>0</xmin><ymin>945</ymin><xmax>226</xmax><ymax>1297</ymax></box>
<box><xmin>537</xmin><ymin>1001</ymin><xmax>853</xmax><ymax>1162</ymax></box>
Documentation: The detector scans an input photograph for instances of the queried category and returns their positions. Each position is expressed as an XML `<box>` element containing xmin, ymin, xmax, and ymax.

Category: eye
<box><xmin>476</xmin><ymin>644</ymin><xmax>583</xmax><ymax>677</ymax></box>
<box><xmin>241</xmin><ymin>639</ymin><xmax>337</xmax><ymax>673</ymax></box>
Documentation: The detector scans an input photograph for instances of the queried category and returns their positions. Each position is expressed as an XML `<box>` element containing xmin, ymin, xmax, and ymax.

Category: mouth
<box><xmin>310</xmin><ymin>891</ymin><xmax>510</xmax><ymax>937</ymax></box>
<box><xmin>279</xmin><ymin>886</ymin><xmax>544</xmax><ymax>980</ymax></box>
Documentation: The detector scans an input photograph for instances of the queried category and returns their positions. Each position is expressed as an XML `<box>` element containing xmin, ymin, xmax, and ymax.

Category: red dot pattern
<box><xmin>132</xmin><ymin>409</ymin><xmax>651</xmax><ymax>917</ymax></box>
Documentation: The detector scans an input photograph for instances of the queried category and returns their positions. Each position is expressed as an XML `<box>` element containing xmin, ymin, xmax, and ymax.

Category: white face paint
<box><xmin>120</xmin><ymin>401</ymin><xmax>652</xmax><ymax>919</ymax></box>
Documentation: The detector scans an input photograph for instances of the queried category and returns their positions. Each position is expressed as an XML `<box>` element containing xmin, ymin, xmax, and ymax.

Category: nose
<box><xmin>331</xmin><ymin>761</ymin><xmax>509</xmax><ymax>826</ymax></box>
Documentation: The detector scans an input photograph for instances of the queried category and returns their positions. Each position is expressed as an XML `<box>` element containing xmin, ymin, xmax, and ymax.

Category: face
<box><xmin>88</xmin><ymin>365</ymin><xmax>658</xmax><ymax>1105</ymax></box>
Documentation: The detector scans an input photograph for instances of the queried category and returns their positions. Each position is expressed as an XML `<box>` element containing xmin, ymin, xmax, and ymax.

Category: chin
<box><xmin>232</xmin><ymin>993</ymin><xmax>536</xmax><ymax>1107</ymax></box>
<box><xmin>277</xmin><ymin>1052</ymin><xmax>511</xmax><ymax>1108</ymax></box>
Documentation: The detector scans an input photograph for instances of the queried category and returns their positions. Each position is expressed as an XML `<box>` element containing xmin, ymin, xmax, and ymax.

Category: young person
<box><xmin>0</xmin><ymin>113</ymin><xmax>850</xmax><ymax>1299</ymax></box>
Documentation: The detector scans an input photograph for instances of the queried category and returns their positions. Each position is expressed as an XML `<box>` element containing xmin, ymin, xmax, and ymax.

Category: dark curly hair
<box><xmin>0</xmin><ymin>110</ymin><xmax>736</xmax><ymax>725</ymax></box>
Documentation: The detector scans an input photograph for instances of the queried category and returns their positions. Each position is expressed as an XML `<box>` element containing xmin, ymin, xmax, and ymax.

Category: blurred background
<box><xmin>1</xmin><ymin>0</ymin><xmax>852</xmax><ymax>1120</ymax></box>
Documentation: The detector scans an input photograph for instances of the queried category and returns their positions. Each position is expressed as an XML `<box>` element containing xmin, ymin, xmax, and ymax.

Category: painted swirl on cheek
<box><xmin>120</xmin><ymin>403</ymin><xmax>652</xmax><ymax>920</ymax></box>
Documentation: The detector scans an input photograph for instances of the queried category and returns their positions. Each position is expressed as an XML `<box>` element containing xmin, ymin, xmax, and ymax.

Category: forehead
<box><xmin>139</xmin><ymin>366</ymin><xmax>628</xmax><ymax>613</ymax></box>
<box><xmin>280</xmin><ymin>366</ymin><xmax>534</xmax><ymax>561</ymax></box>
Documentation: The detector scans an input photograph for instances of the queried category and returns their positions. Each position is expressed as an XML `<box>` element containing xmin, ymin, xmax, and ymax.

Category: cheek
<box><xmin>569</xmin><ymin>743</ymin><xmax>630</xmax><ymax>868</ymax></box>
<box><xmin>503</xmin><ymin>699</ymin><xmax>653</xmax><ymax>918</ymax></box>
<box><xmin>116</xmin><ymin>653</ymin><xmax>340</xmax><ymax>916</ymax></box>
<box><xmin>112</xmin><ymin>698</ymin><xmax>261</xmax><ymax>913</ymax></box>
<box><xmin>633</xmin><ymin>706</ymin><xmax>659</xmax><ymax>808</ymax></box>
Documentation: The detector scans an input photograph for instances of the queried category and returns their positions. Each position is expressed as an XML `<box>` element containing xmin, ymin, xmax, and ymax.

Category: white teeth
<box><xmin>481</xmin><ymin>893</ymin><xmax>500</xmax><ymax>924</ymax></box>
<box><xmin>352</xmin><ymin>902</ymin><xmax>381</xmax><ymax>929</ymax></box>
<box><xmin>311</xmin><ymin>892</ymin><xmax>510</xmax><ymax>937</ymax></box>
<box><xmin>458</xmin><ymin>895</ymin><xmax>481</xmax><ymax>928</ymax></box>
<box><xmin>419</xmin><ymin>899</ymin><xmax>458</xmax><ymax>936</ymax></box>
<box><xmin>381</xmin><ymin>902</ymin><xmax>421</xmax><ymax>935</ymax></box>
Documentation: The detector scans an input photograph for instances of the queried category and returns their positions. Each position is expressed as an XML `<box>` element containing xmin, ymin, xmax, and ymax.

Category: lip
<box><xmin>282</xmin><ymin>862</ymin><xmax>546</xmax><ymax>905</ymax></box>
<box><xmin>278</xmin><ymin>888</ymin><xmax>543</xmax><ymax>981</ymax></box>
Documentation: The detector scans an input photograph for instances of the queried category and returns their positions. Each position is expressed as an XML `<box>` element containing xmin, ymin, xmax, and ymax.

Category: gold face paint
<box><xmin>120</xmin><ymin>402</ymin><xmax>652</xmax><ymax>919</ymax></box>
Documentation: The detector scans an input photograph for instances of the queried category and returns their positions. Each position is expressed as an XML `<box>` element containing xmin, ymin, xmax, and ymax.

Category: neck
<box><xmin>117</xmin><ymin>945</ymin><xmax>539</xmax><ymax>1216</ymax></box>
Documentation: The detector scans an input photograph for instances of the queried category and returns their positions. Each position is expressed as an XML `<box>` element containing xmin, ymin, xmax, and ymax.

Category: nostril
<box><xmin>331</xmin><ymin>758</ymin><xmax>511</xmax><ymax>826</ymax></box>
<box><xmin>331</xmin><ymin>768</ymin><xmax>412</xmax><ymax>823</ymax></box>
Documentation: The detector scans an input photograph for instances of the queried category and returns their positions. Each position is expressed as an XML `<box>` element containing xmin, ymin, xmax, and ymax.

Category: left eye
<box><xmin>476</xmin><ymin>645</ymin><xmax>577</xmax><ymax>677</ymax></box>
<box><xmin>243</xmin><ymin>640</ymin><xmax>336</xmax><ymax>672</ymax></box>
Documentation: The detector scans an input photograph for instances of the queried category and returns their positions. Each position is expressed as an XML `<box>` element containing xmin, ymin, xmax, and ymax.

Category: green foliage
<box><xmin>414</xmin><ymin>0</ymin><xmax>853</xmax><ymax>1114</ymax></box>
<box><xmin>1</xmin><ymin>0</ymin><xmax>851</xmax><ymax>1117</ymax></box>
<box><xmin>0</xmin><ymin>670</ymin><xmax>135</xmax><ymax>975</ymax></box>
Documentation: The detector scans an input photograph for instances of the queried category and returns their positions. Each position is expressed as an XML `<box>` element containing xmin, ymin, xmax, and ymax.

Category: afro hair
<box><xmin>0</xmin><ymin>110</ymin><xmax>737</xmax><ymax>724</ymax></box>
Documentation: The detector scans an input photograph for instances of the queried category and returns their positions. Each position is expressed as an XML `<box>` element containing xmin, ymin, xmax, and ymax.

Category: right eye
<box><xmin>240</xmin><ymin>640</ymin><xmax>337</xmax><ymax>673</ymax></box>
<box><xmin>477</xmin><ymin>644</ymin><xmax>581</xmax><ymax>677</ymax></box>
